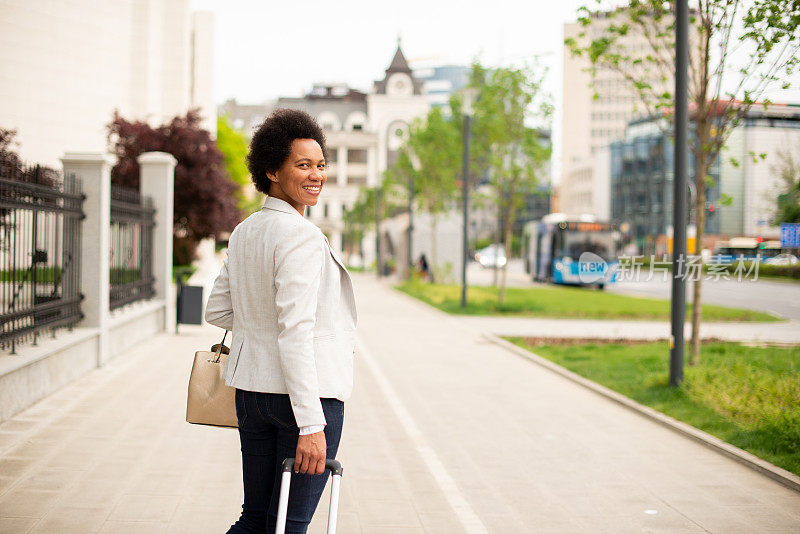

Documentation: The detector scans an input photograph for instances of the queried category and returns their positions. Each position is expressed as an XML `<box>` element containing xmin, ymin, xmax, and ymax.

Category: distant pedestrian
<box><xmin>418</xmin><ymin>253</ymin><xmax>432</xmax><ymax>282</ymax></box>
<box><xmin>206</xmin><ymin>109</ymin><xmax>357</xmax><ymax>534</ymax></box>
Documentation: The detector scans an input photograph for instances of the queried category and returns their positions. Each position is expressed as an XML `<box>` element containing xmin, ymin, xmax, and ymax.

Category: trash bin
<box><xmin>176</xmin><ymin>269</ymin><xmax>203</xmax><ymax>326</ymax></box>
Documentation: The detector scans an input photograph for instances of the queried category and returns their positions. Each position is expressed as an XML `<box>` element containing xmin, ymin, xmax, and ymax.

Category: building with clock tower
<box><xmin>367</xmin><ymin>43</ymin><xmax>429</xmax><ymax>176</ymax></box>
<box><xmin>217</xmin><ymin>43</ymin><xmax>430</xmax><ymax>265</ymax></box>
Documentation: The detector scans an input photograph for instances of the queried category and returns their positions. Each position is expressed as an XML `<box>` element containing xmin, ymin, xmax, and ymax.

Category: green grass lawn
<box><xmin>396</xmin><ymin>278</ymin><xmax>782</xmax><ymax>322</ymax></box>
<box><xmin>507</xmin><ymin>337</ymin><xmax>800</xmax><ymax>476</ymax></box>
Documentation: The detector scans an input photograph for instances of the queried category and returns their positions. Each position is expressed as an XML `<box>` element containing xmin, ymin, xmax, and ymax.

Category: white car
<box><xmin>475</xmin><ymin>244</ymin><xmax>507</xmax><ymax>268</ymax></box>
<box><xmin>764</xmin><ymin>253</ymin><xmax>799</xmax><ymax>265</ymax></box>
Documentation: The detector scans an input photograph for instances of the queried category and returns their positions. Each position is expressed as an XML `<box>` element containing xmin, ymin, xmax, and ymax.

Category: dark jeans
<box><xmin>226</xmin><ymin>389</ymin><xmax>344</xmax><ymax>534</ymax></box>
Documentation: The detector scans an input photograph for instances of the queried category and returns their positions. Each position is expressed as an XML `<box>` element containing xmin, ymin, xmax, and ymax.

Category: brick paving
<box><xmin>0</xmin><ymin>273</ymin><xmax>798</xmax><ymax>533</ymax></box>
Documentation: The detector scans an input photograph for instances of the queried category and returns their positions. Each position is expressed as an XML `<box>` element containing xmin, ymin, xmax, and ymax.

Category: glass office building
<box><xmin>610</xmin><ymin>122</ymin><xmax>721</xmax><ymax>256</ymax></box>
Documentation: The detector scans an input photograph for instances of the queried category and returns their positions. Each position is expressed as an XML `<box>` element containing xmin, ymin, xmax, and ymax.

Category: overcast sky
<box><xmin>189</xmin><ymin>0</ymin><xmax>588</xmax><ymax>104</ymax></box>
<box><xmin>190</xmin><ymin>1</ymin><xmax>800</xmax><ymax>185</ymax></box>
<box><xmin>189</xmin><ymin>0</ymin><xmax>591</xmax><ymax>184</ymax></box>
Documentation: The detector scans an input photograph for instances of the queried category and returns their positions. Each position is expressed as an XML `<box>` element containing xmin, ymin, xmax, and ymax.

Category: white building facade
<box><xmin>367</xmin><ymin>46</ymin><xmax>430</xmax><ymax>176</ymax></box>
<box><xmin>0</xmin><ymin>0</ymin><xmax>215</xmax><ymax>166</ymax></box>
<box><xmin>562</xmin><ymin>147</ymin><xmax>612</xmax><ymax>221</ymax></box>
<box><xmin>720</xmin><ymin>105</ymin><xmax>800</xmax><ymax>237</ymax></box>
<box><xmin>219</xmin><ymin>44</ymin><xmax>430</xmax><ymax>259</ymax></box>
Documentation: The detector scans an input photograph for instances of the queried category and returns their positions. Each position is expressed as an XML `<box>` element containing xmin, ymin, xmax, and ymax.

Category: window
<box><xmin>323</xmin><ymin>203</ymin><xmax>329</xmax><ymax>218</ymax></box>
<box><xmin>348</xmin><ymin>175</ymin><xmax>367</xmax><ymax>185</ymax></box>
<box><xmin>345</xmin><ymin>111</ymin><xmax>368</xmax><ymax>131</ymax></box>
<box><xmin>326</xmin><ymin>150</ymin><xmax>337</xmax><ymax>163</ymax></box>
<box><xmin>347</xmin><ymin>149</ymin><xmax>368</xmax><ymax>163</ymax></box>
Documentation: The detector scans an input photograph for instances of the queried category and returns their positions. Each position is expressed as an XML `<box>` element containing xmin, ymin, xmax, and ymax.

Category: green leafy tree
<box><xmin>385</xmin><ymin>107</ymin><xmax>462</xmax><ymax>278</ymax></box>
<box><xmin>566</xmin><ymin>0</ymin><xmax>800</xmax><ymax>365</ymax></box>
<box><xmin>343</xmin><ymin>185</ymin><xmax>404</xmax><ymax>269</ymax></box>
<box><xmin>468</xmin><ymin>63</ymin><xmax>552</xmax><ymax>304</ymax></box>
<box><xmin>342</xmin><ymin>191</ymin><xmax>370</xmax><ymax>261</ymax></box>
<box><xmin>772</xmin><ymin>147</ymin><xmax>800</xmax><ymax>224</ymax></box>
<box><xmin>217</xmin><ymin>116</ymin><xmax>262</xmax><ymax>215</ymax></box>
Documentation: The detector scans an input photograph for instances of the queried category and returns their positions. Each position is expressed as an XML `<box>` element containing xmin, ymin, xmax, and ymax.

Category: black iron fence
<box><xmin>109</xmin><ymin>185</ymin><xmax>155</xmax><ymax>310</ymax></box>
<box><xmin>0</xmin><ymin>155</ymin><xmax>85</xmax><ymax>353</ymax></box>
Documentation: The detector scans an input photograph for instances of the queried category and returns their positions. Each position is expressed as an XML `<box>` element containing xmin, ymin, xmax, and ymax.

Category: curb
<box><xmin>483</xmin><ymin>332</ymin><xmax>800</xmax><ymax>494</ymax></box>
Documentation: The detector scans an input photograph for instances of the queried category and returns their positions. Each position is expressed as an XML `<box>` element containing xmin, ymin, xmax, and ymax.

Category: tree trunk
<box><xmin>688</xmin><ymin>13</ymin><xmax>712</xmax><ymax>367</ymax></box>
<box><xmin>493</xmin><ymin>210</ymin><xmax>502</xmax><ymax>287</ymax></box>
<box><xmin>431</xmin><ymin>213</ymin><xmax>438</xmax><ymax>283</ymax></box>
<box><xmin>689</xmin><ymin>17</ymin><xmax>716</xmax><ymax>366</ymax></box>
<box><xmin>689</xmin><ymin>154</ymin><xmax>707</xmax><ymax>366</ymax></box>
<box><xmin>498</xmin><ymin>218</ymin><xmax>513</xmax><ymax>305</ymax></box>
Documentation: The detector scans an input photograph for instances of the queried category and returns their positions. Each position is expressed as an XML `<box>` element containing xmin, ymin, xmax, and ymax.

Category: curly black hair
<box><xmin>247</xmin><ymin>108</ymin><xmax>328</xmax><ymax>195</ymax></box>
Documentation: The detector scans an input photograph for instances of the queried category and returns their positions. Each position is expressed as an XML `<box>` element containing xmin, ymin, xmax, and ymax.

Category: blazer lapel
<box><xmin>323</xmin><ymin>236</ymin><xmax>358</xmax><ymax>325</ymax></box>
<box><xmin>323</xmin><ymin>236</ymin><xmax>347</xmax><ymax>274</ymax></box>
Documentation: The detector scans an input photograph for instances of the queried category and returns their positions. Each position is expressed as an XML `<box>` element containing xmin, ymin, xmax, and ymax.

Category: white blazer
<box><xmin>204</xmin><ymin>196</ymin><xmax>357</xmax><ymax>428</ymax></box>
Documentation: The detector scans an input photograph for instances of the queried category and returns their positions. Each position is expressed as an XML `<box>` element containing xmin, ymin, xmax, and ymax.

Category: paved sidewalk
<box><xmin>353</xmin><ymin>276</ymin><xmax>800</xmax><ymax>532</ymax></box>
<box><xmin>0</xmin><ymin>273</ymin><xmax>799</xmax><ymax>533</ymax></box>
<box><xmin>0</xmin><ymin>323</ymin><xmax>459</xmax><ymax>533</ymax></box>
<box><xmin>457</xmin><ymin>315</ymin><xmax>800</xmax><ymax>344</ymax></box>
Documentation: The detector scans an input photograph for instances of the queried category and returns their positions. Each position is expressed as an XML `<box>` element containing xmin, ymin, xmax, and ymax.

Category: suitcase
<box><xmin>275</xmin><ymin>458</ymin><xmax>343</xmax><ymax>534</ymax></box>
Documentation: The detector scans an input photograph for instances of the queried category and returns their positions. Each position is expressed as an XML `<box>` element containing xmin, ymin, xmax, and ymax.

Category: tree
<box><xmin>107</xmin><ymin>110</ymin><xmax>241</xmax><ymax>265</ymax></box>
<box><xmin>772</xmin><ymin>147</ymin><xmax>800</xmax><ymax>224</ymax></box>
<box><xmin>0</xmin><ymin>129</ymin><xmax>62</xmax><ymax>228</ymax></box>
<box><xmin>468</xmin><ymin>63</ymin><xmax>552</xmax><ymax>304</ymax></box>
<box><xmin>567</xmin><ymin>0</ymin><xmax>800</xmax><ymax>365</ymax></box>
<box><xmin>342</xmin><ymin>185</ymin><xmax>403</xmax><ymax>269</ymax></box>
<box><xmin>342</xmin><ymin>190</ymin><xmax>370</xmax><ymax>262</ymax></box>
<box><xmin>385</xmin><ymin>106</ymin><xmax>462</xmax><ymax>279</ymax></box>
<box><xmin>0</xmin><ymin>128</ymin><xmax>20</xmax><ymax>163</ymax></box>
<box><xmin>217</xmin><ymin>116</ymin><xmax>262</xmax><ymax>215</ymax></box>
<box><xmin>0</xmin><ymin>129</ymin><xmax>60</xmax><ymax>187</ymax></box>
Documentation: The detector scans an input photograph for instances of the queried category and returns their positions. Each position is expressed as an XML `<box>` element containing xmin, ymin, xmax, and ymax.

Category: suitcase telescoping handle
<box><xmin>275</xmin><ymin>458</ymin><xmax>344</xmax><ymax>534</ymax></box>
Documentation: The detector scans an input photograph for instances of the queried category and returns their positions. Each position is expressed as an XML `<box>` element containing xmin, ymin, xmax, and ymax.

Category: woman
<box><xmin>205</xmin><ymin>108</ymin><xmax>357</xmax><ymax>533</ymax></box>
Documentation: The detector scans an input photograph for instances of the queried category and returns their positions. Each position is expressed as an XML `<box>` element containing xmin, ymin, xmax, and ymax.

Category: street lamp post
<box><xmin>461</xmin><ymin>89</ymin><xmax>477</xmax><ymax>308</ymax></box>
<box><xmin>408</xmin><ymin>175</ymin><xmax>414</xmax><ymax>277</ymax></box>
<box><xmin>375</xmin><ymin>186</ymin><xmax>382</xmax><ymax>279</ymax></box>
<box><xmin>670</xmin><ymin>0</ymin><xmax>688</xmax><ymax>387</ymax></box>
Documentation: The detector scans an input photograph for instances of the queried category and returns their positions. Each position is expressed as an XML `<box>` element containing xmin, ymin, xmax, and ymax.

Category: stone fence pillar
<box><xmin>138</xmin><ymin>152</ymin><xmax>177</xmax><ymax>333</ymax></box>
<box><xmin>61</xmin><ymin>152</ymin><xmax>112</xmax><ymax>364</ymax></box>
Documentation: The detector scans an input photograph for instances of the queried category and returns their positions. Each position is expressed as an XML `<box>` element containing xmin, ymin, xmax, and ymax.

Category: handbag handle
<box><xmin>211</xmin><ymin>330</ymin><xmax>229</xmax><ymax>363</ymax></box>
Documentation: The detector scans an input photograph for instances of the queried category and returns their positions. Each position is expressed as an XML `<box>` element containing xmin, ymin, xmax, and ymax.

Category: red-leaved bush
<box><xmin>107</xmin><ymin>110</ymin><xmax>241</xmax><ymax>264</ymax></box>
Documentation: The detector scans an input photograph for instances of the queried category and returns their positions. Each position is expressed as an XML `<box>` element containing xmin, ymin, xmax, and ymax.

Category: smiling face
<box><xmin>266</xmin><ymin>138</ymin><xmax>327</xmax><ymax>215</ymax></box>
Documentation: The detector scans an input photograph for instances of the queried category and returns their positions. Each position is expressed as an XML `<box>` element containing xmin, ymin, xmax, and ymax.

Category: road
<box><xmin>466</xmin><ymin>259</ymin><xmax>800</xmax><ymax>321</ymax></box>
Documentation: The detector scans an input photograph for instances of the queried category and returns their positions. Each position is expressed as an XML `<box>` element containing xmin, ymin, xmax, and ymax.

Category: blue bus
<box><xmin>522</xmin><ymin>213</ymin><xmax>621</xmax><ymax>289</ymax></box>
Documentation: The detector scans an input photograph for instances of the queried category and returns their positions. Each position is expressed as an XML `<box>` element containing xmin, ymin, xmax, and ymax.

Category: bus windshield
<box><xmin>558</xmin><ymin>230</ymin><xmax>616</xmax><ymax>262</ymax></box>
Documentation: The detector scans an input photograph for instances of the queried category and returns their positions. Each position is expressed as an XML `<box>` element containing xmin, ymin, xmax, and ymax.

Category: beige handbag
<box><xmin>186</xmin><ymin>330</ymin><xmax>238</xmax><ymax>428</ymax></box>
